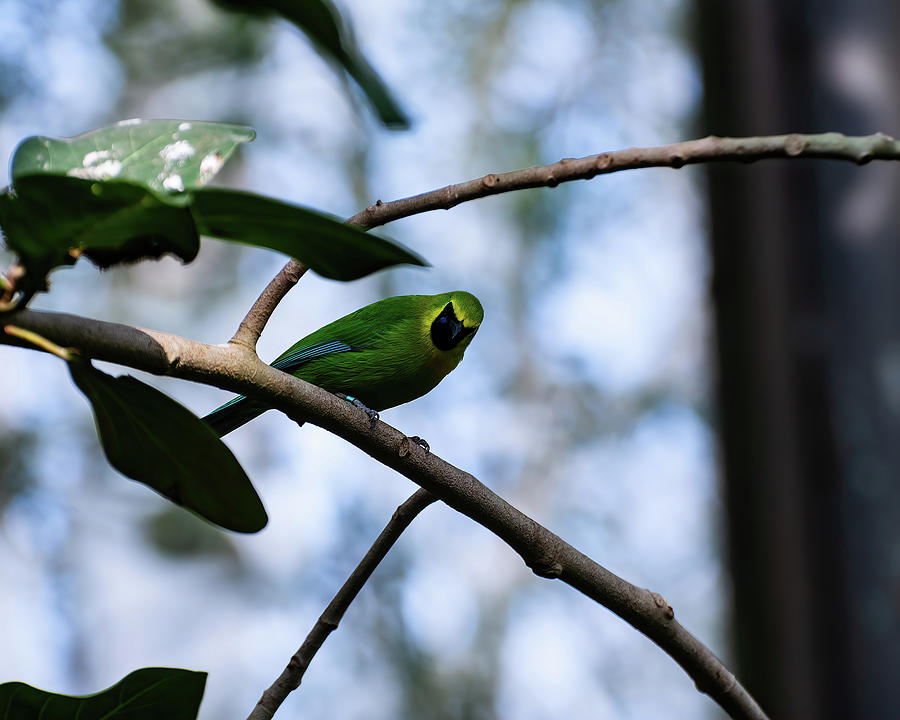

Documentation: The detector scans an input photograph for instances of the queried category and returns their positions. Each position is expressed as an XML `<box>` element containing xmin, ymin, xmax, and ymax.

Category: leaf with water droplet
<box><xmin>11</xmin><ymin>118</ymin><xmax>255</xmax><ymax>194</ymax></box>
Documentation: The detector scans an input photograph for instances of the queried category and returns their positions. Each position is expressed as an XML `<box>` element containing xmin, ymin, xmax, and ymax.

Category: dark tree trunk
<box><xmin>697</xmin><ymin>1</ymin><xmax>900</xmax><ymax>717</ymax></box>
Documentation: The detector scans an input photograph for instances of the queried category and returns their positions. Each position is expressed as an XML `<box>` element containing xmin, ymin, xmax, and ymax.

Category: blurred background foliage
<box><xmin>0</xmin><ymin>0</ymin><xmax>719</xmax><ymax>718</ymax></box>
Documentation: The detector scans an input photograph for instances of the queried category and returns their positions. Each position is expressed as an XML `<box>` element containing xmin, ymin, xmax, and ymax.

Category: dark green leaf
<box><xmin>191</xmin><ymin>187</ymin><xmax>427</xmax><ymax>280</ymax></box>
<box><xmin>211</xmin><ymin>0</ymin><xmax>410</xmax><ymax>129</ymax></box>
<box><xmin>0</xmin><ymin>117</ymin><xmax>422</xmax><ymax>297</ymax></box>
<box><xmin>12</xmin><ymin>119</ymin><xmax>255</xmax><ymax>193</ymax></box>
<box><xmin>68</xmin><ymin>360</ymin><xmax>267</xmax><ymax>533</ymax></box>
<box><xmin>0</xmin><ymin>176</ymin><xmax>198</xmax><ymax>299</ymax></box>
<box><xmin>0</xmin><ymin>175</ymin><xmax>198</xmax><ymax>275</ymax></box>
<box><xmin>0</xmin><ymin>667</ymin><xmax>206</xmax><ymax>720</ymax></box>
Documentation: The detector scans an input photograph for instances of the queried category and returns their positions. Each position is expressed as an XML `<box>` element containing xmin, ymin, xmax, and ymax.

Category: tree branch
<box><xmin>7</xmin><ymin>132</ymin><xmax>871</xmax><ymax>718</ymax></box>
<box><xmin>247</xmin><ymin>488</ymin><xmax>436</xmax><ymax>720</ymax></box>
<box><xmin>232</xmin><ymin>132</ymin><xmax>896</xmax><ymax>362</ymax></box>
<box><xmin>1</xmin><ymin>307</ymin><xmax>769</xmax><ymax>720</ymax></box>
<box><xmin>225</xmin><ymin>130</ymin><xmax>900</xmax><ymax>717</ymax></box>
<box><xmin>229</xmin><ymin>260</ymin><xmax>307</xmax><ymax>351</ymax></box>
<box><xmin>345</xmin><ymin>131</ymin><xmax>900</xmax><ymax>230</ymax></box>
<box><xmin>232</xmin><ymin>131</ymin><xmax>899</xmax><ymax>360</ymax></box>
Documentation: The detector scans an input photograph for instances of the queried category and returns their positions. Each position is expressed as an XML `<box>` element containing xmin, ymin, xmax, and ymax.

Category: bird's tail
<box><xmin>203</xmin><ymin>395</ymin><xmax>267</xmax><ymax>437</ymax></box>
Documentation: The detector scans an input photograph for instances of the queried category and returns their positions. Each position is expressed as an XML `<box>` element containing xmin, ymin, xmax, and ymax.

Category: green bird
<box><xmin>203</xmin><ymin>291</ymin><xmax>484</xmax><ymax>437</ymax></box>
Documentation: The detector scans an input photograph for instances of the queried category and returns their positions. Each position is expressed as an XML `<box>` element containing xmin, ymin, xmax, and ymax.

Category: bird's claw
<box><xmin>337</xmin><ymin>393</ymin><xmax>379</xmax><ymax>425</ymax></box>
<box><xmin>408</xmin><ymin>435</ymin><xmax>430</xmax><ymax>453</ymax></box>
<box><xmin>360</xmin><ymin>404</ymin><xmax>379</xmax><ymax>424</ymax></box>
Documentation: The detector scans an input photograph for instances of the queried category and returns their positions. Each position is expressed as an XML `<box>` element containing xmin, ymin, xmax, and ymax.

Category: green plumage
<box><xmin>204</xmin><ymin>291</ymin><xmax>484</xmax><ymax>436</ymax></box>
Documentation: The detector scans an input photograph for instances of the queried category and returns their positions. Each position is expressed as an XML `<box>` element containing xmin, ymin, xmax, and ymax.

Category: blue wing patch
<box><xmin>271</xmin><ymin>340</ymin><xmax>359</xmax><ymax>373</ymax></box>
<box><xmin>208</xmin><ymin>393</ymin><xmax>249</xmax><ymax>414</ymax></box>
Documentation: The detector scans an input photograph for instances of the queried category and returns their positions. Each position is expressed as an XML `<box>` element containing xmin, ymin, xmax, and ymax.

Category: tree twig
<box><xmin>229</xmin><ymin>133</ymin><xmax>899</xmax><ymax>355</ymax></box>
<box><xmin>229</xmin><ymin>131</ymin><xmax>900</xmax><ymax>717</ymax></box>
<box><xmin>247</xmin><ymin>488</ymin><xmax>436</xmax><ymax>720</ymax></box>
<box><xmin>345</xmin><ymin>131</ymin><xmax>900</xmax><ymax>230</ymax></box>
<box><xmin>229</xmin><ymin>260</ymin><xmax>308</xmax><ymax>351</ymax></box>
<box><xmin>1</xmin><ymin>307</ymin><xmax>769</xmax><ymax>720</ymax></box>
<box><xmin>9</xmin><ymin>131</ymin><xmax>877</xmax><ymax>719</ymax></box>
<box><xmin>233</xmin><ymin>132</ymin><xmax>900</xmax><ymax>358</ymax></box>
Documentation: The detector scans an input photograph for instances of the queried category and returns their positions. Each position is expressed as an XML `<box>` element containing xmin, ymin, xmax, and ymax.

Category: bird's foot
<box><xmin>408</xmin><ymin>435</ymin><xmax>430</xmax><ymax>453</ymax></box>
<box><xmin>336</xmin><ymin>393</ymin><xmax>379</xmax><ymax>425</ymax></box>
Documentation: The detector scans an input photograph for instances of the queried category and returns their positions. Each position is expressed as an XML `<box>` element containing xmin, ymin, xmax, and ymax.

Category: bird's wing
<box><xmin>270</xmin><ymin>340</ymin><xmax>362</xmax><ymax>373</ymax></box>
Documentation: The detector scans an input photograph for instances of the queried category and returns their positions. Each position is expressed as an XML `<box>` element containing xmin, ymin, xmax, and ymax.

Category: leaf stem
<box><xmin>3</xmin><ymin>324</ymin><xmax>74</xmax><ymax>361</ymax></box>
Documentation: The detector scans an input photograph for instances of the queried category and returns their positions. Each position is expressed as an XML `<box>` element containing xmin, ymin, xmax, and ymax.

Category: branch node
<box><xmin>594</xmin><ymin>153</ymin><xmax>612</xmax><ymax>171</ymax></box>
<box><xmin>482</xmin><ymin>173</ymin><xmax>499</xmax><ymax>188</ymax></box>
<box><xmin>649</xmin><ymin>590</ymin><xmax>675</xmax><ymax>620</ymax></box>
<box><xmin>227</xmin><ymin>335</ymin><xmax>258</xmax><ymax>354</ymax></box>
<box><xmin>694</xmin><ymin>665</ymin><xmax>737</xmax><ymax>696</ymax></box>
<box><xmin>785</xmin><ymin>133</ymin><xmax>807</xmax><ymax>156</ymax></box>
<box><xmin>525</xmin><ymin>524</ymin><xmax>565</xmax><ymax>578</ymax></box>
<box><xmin>229</xmin><ymin>260</ymin><xmax>308</xmax><ymax>350</ymax></box>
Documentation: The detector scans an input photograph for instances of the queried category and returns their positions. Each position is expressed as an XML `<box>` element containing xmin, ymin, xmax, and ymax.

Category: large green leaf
<box><xmin>0</xmin><ymin>667</ymin><xmax>206</xmax><ymax>720</ymax></box>
<box><xmin>191</xmin><ymin>187</ymin><xmax>427</xmax><ymax>280</ymax></box>
<box><xmin>11</xmin><ymin>119</ymin><xmax>255</xmax><ymax>193</ymax></box>
<box><xmin>0</xmin><ymin>175</ymin><xmax>199</xmax><ymax>285</ymax></box>
<box><xmin>211</xmin><ymin>0</ymin><xmax>410</xmax><ymax>129</ymax></box>
<box><xmin>0</xmin><ymin>117</ymin><xmax>251</xmax><ymax>298</ymax></box>
<box><xmin>68</xmin><ymin>360</ymin><xmax>267</xmax><ymax>533</ymax></box>
<box><xmin>0</xmin><ymin>118</ymin><xmax>425</xmax><ymax>301</ymax></box>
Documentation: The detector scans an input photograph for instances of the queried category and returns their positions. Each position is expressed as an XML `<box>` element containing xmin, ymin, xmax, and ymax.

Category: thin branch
<box><xmin>2</xmin><ymin>308</ymin><xmax>768</xmax><ymax>720</ymax></box>
<box><xmin>10</xmin><ymin>132</ymin><xmax>875</xmax><ymax>718</ymax></box>
<box><xmin>230</xmin><ymin>131</ymin><xmax>900</xmax><ymax>717</ymax></box>
<box><xmin>247</xmin><ymin>488</ymin><xmax>436</xmax><ymax>720</ymax></box>
<box><xmin>229</xmin><ymin>260</ymin><xmax>308</xmax><ymax>351</ymax></box>
<box><xmin>345</xmin><ymin>131</ymin><xmax>900</xmax><ymax>230</ymax></box>
<box><xmin>231</xmin><ymin>132</ymin><xmax>899</xmax><ymax>352</ymax></box>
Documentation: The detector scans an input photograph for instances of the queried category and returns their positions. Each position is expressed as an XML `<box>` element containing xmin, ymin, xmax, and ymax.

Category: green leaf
<box><xmin>0</xmin><ymin>176</ymin><xmax>199</xmax><ymax>283</ymax></box>
<box><xmin>0</xmin><ymin>118</ymin><xmax>423</xmax><ymax>299</ymax></box>
<box><xmin>0</xmin><ymin>667</ymin><xmax>206</xmax><ymax>720</ymax></box>
<box><xmin>211</xmin><ymin>0</ymin><xmax>410</xmax><ymax>129</ymax></box>
<box><xmin>11</xmin><ymin>118</ymin><xmax>255</xmax><ymax>193</ymax></box>
<box><xmin>68</xmin><ymin>360</ymin><xmax>267</xmax><ymax>533</ymax></box>
<box><xmin>190</xmin><ymin>187</ymin><xmax>427</xmax><ymax>280</ymax></box>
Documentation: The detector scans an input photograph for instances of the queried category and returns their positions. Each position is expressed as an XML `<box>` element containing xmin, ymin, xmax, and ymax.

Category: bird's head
<box><xmin>429</xmin><ymin>291</ymin><xmax>483</xmax><ymax>353</ymax></box>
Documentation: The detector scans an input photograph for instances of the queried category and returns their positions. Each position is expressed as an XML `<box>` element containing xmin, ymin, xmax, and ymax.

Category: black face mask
<box><xmin>431</xmin><ymin>302</ymin><xmax>476</xmax><ymax>351</ymax></box>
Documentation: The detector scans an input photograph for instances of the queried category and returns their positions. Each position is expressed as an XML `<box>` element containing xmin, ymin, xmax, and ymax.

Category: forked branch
<box><xmin>8</xmin><ymin>132</ymin><xmax>882</xmax><ymax>719</ymax></box>
<box><xmin>239</xmin><ymin>132</ymin><xmax>900</xmax><ymax>338</ymax></box>
<box><xmin>3</xmin><ymin>306</ymin><xmax>766</xmax><ymax>719</ymax></box>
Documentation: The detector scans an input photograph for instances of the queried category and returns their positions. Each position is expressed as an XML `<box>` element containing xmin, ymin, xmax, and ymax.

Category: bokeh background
<box><xmin>2</xmin><ymin>1</ymin><xmax>898</xmax><ymax>718</ymax></box>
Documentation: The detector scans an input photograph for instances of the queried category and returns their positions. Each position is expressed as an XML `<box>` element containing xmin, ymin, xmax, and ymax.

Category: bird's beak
<box><xmin>453</xmin><ymin>320</ymin><xmax>477</xmax><ymax>344</ymax></box>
